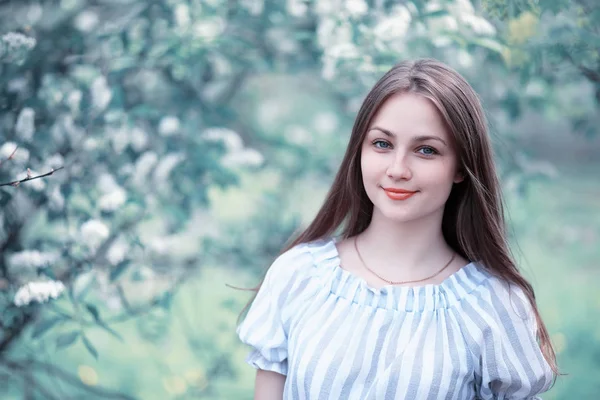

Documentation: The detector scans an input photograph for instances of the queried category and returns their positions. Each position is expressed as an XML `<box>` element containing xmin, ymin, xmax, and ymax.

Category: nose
<box><xmin>386</xmin><ymin>152</ymin><xmax>412</xmax><ymax>180</ymax></box>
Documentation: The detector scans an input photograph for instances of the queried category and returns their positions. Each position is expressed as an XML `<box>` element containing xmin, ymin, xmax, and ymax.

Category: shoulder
<box><xmin>463</xmin><ymin>269</ymin><xmax>539</xmax><ymax>339</ymax></box>
<box><xmin>263</xmin><ymin>237</ymin><xmax>332</xmax><ymax>290</ymax></box>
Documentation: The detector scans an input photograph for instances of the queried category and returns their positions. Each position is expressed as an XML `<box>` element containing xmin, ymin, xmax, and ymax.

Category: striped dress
<box><xmin>236</xmin><ymin>237</ymin><xmax>554</xmax><ymax>399</ymax></box>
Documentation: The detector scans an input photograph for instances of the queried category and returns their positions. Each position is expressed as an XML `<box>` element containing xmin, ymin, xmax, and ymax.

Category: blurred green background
<box><xmin>0</xmin><ymin>0</ymin><xmax>598</xmax><ymax>398</ymax></box>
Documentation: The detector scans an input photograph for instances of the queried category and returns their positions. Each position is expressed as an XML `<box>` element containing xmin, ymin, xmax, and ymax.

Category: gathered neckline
<box><xmin>306</xmin><ymin>236</ymin><xmax>491</xmax><ymax>312</ymax></box>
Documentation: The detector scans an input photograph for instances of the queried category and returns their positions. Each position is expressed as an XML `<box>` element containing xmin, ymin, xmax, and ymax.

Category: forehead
<box><xmin>368</xmin><ymin>92</ymin><xmax>449</xmax><ymax>139</ymax></box>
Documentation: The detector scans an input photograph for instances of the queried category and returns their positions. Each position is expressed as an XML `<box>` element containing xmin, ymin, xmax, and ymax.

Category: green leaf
<box><xmin>82</xmin><ymin>335</ymin><xmax>99</xmax><ymax>359</ymax></box>
<box><xmin>56</xmin><ymin>331</ymin><xmax>80</xmax><ymax>349</ymax></box>
<box><xmin>110</xmin><ymin>259</ymin><xmax>131</xmax><ymax>282</ymax></box>
<box><xmin>469</xmin><ymin>37</ymin><xmax>506</xmax><ymax>54</ymax></box>
<box><xmin>37</xmin><ymin>267</ymin><xmax>56</xmax><ymax>280</ymax></box>
<box><xmin>97</xmin><ymin>321</ymin><xmax>124</xmax><ymax>342</ymax></box>
<box><xmin>420</xmin><ymin>9</ymin><xmax>449</xmax><ymax>19</ymax></box>
<box><xmin>157</xmin><ymin>291</ymin><xmax>172</xmax><ymax>310</ymax></box>
<box><xmin>32</xmin><ymin>316</ymin><xmax>65</xmax><ymax>339</ymax></box>
<box><xmin>86</xmin><ymin>303</ymin><xmax>101</xmax><ymax>322</ymax></box>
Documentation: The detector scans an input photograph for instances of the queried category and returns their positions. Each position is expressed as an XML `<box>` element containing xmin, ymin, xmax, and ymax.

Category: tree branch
<box><xmin>0</xmin><ymin>166</ymin><xmax>64</xmax><ymax>188</ymax></box>
<box><xmin>0</xmin><ymin>146</ymin><xmax>18</xmax><ymax>167</ymax></box>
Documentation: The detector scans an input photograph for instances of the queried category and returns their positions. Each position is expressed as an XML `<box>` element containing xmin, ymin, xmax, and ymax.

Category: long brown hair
<box><xmin>237</xmin><ymin>58</ymin><xmax>558</xmax><ymax>375</ymax></box>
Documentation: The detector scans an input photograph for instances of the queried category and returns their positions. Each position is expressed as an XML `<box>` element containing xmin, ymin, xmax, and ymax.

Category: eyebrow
<box><xmin>368</xmin><ymin>127</ymin><xmax>448</xmax><ymax>147</ymax></box>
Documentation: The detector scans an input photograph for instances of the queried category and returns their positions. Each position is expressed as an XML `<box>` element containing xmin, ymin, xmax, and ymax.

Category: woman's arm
<box><xmin>254</xmin><ymin>369</ymin><xmax>286</xmax><ymax>400</ymax></box>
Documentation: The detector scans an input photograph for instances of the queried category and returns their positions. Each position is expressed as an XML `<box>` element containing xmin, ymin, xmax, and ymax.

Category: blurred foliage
<box><xmin>0</xmin><ymin>0</ymin><xmax>597</xmax><ymax>398</ymax></box>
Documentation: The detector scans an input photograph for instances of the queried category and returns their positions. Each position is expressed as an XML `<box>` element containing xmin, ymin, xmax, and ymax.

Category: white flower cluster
<box><xmin>16</xmin><ymin>169</ymin><xmax>46</xmax><ymax>191</ymax></box>
<box><xmin>0</xmin><ymin>142</ymin><xmax>29</xmax><ymax>163</ymax></box>
<box><xmin>201</xmin><ymin>128</ymin><xmax>264</xmax><ymax>168</ymax></box>
<box><xmin>0</xmin><ymin>32</ymin><xmax>36</xmax><ymax>65</ymax></box>
<box><xmin>91</xmin><ymin>76</ymin><xmax>112</xmax><ymax>111</ymax></box>
<box><xmin>426</xmin><ymin>0</ymin><xmax>496</xmax><ymax>51</ymax></box>
<box><xmin>14</xmin><ymin>280</ymin><xmax>66</xmax><ymax>307</ymax></box>
<box><xmin>15</xmin><ymin>108</ymin><xmax>36</xmax><ymax>141</ymax></box>
<box><xmin>133</xmin><ymin>151</ymin><xmax>158</xmax><ymax>188</ymax></box>
<box><xmin>8</xmin><ymin>250</ymin><xmax>58</xmax><ymax>270</ymax></box>
<box><xmin>97</xmin><ymin>173</ymin><xmax>127</xmax><ymax>212</ymax></box>
<box><xmin>158</xmin><ymin>116</ymin><xmax>180</xmax><ymax>136</ymax></box>
<box><xmin>80</xmin><ymin>219</ymin><xmax>110</xmax><ymax>251</ymax></box>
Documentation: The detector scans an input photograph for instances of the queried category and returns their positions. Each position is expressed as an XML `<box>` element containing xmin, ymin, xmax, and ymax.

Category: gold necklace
<box><xmin>353</xmin><ymin>236</ymin><xmax>455</xmax><ymax>285</ymax></box>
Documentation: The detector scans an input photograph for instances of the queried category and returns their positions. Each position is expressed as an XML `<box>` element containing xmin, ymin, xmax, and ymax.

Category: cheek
<box><xmin>418</xmin><ymin>163</ymin><xmax>458</xmax><ymax>188</ymax></box>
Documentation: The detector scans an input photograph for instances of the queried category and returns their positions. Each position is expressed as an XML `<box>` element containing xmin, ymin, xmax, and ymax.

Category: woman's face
<box><xmin>360</xmin><ymin>92</ymin><xmax>463</xmax><ymax>224</ymax></box>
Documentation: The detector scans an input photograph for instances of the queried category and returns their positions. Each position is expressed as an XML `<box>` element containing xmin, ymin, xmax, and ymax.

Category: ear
<box><xmin>453</xmin><ymin>171</ymin><xmax>465</xmax><ymax>184</ymax></box>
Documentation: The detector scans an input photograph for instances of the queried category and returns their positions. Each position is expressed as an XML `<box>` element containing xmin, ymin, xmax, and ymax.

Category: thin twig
<box><xmin>0</xmin><ymin>166</ymin><xmax>64</xmax><ymax>188</ymax></box>
<box><xmin>0</xmin><ymin>146</ymin><xmax>18</xmax><ymax>167</ymax></box>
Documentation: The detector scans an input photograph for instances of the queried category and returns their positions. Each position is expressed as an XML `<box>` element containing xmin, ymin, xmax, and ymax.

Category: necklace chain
<box><xmin>353</xmin><ymin>236</ymin><xmax>455</xmax><ymax>285</ymax></box>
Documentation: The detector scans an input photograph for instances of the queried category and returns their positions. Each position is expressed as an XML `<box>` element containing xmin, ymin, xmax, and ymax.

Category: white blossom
<box><xmin>80</xmin><ymin>219</ymin><xmax>110</xmax><ymax>250</ymax></box>
<box><xmin>133</xmin><ymin>151</ymin><xmax>158</xmax><ymax>188</ymax></box>
<box><xmin>1</xmin><ymin>32</ymin><xmax>36</xmax><ymax>49</ymax></box>
<box><xmin>48</xmin><ymin>186</ymin><xmax>65</xmax><ymax>211</ymax></box>
<box><xmin>284</xmin><ymin>125</ymin><xmax>313</xmax><ymax>145</ymax></box>
<box><xmin>201</xmin><ymin>128</ymin><xmax>244</xmax><ymax>152</ymax></box>
<box><xmin>43</xmin><ymin>154</ymin><xmax>64</xmax><ymax>172</ymax></box>
<box><xmin>67</xmin><ymin>90</ymin><xmax>82</xmax><ymax>114</ymax></box>
<box><xmin>83</xmin><ymin>137</ymin><xmax>100</xmax><ymax>151</ymax></box>
<box><xmin>16</xmin><ymin>169</ymin><xmax>45</xmax><ymax>191</ymax></box>
<box><xmin>9</xmin><ymin>250</ymin><xmax>58</xmax><ymax>270</ymax></box>
<box><xmin>99</xmin><ymin>188</ymin><xmax>127</xmax><ymax>212</ymax></box>
<box><xmin>222</xmin><ymin>148</ymin><xmax>264</xmax><ymax>168</ymax></box>
<box><xmin>15</xmin><ymin>107</ymin><xmax>35</xmax><ymax>141</ymax></box>
<box><xmin>153</xmin><ymin>153</ymin><xmax>185</xmax><ymax>186</ymax></box>
<box><xmin>314</xmin><ymin>112</ymin><xmax>339</xmax><ymax>135</ymax></box>
<box><xmin>287</xmin><ymin>0</ymin><xmax>308</xmax><ymax>17</ymax></box>
<box><xmin>1</xmin><ymin>32</ymin><xmax>36</xmax><ymax>64</ymax></box>
<box><xmin>97</xmin><ymin>174</ymin><xmax>127</xmax><ymax>211</ymax></box>
<box><xmin>174</xmin><ymin>4</ymin><xmax>191</xmax><ymax>28</ymax></box>
<box><xmin>373</xmin><ymin>6</ymin><xmax>412</xmax><ymax>40</ymax></box>
<box><xmin>7</xmin><ymin>77</ymin><xmax>27</xmax><ymax>93</ymax></box>
<box><xmin>107</xmin><ymin>239</ymin><xmax>129</xmax><ymax>265</ymax></box>
<box><xmin>26</xmin><ymin>4</ymin><xmax>43</xmax><ymax>24</ymax></box>
<box><xmin>321</xmin><ymin>56</ymin><xmax>337</xmax><ymax>80</ymax></box>
<box><xmin>109</xmin><ymin>127</ymin><xmax>129</xmax><ymax>153</ymax></box>
<box><xmin>130</xmin><ymin>126</ymin><xmax>148</xmax><ymax>151</ymax></box>
<box><xmin>62</xmin><ymin>114</ymin><xmax>85</xmax><ymax>142</ymax></box>
<box><xmin>429</xmin><ymin>15</ymin><xmax>458</xmax><ymax>32</ymax></box>
<box><xmin>14</xmin><ymin>280</ymin><xmax>65</xmax><ymax>307</ymax></box>
<box><xmin>345</xmin><ymin>0</ymin><xmax>368</xmax><ymax>17</ymax></box>
<box><xmin>0</xmin><ymin>142</ymin><xmax>29</xmax><ymax>163</ymax></box>
<box><xmin>460</xmin><ymin>14</ymin><xmax>496</xmax><ymax>35</ymax></box>
<box><xmin>74</xmin><ymin>11</ymin><xmax>99</xmax><ymax>32</ymax></box>
<box><xmin>158</xmin><ymin>116</ymin><xmax>180</xmax><ymax>136</ymax></box>
<box><xmin>525</xmin><ymin>80</ymin><xmax>545</xmax><ymax>97</ymax></box>
<box><xmin>91</xmin><ymin>76</ymin><xmax>112</xmax><ymax>111</ymax></box>
<box><xmin>192</xmin><ymin>17</ymin><xmax>225</xmax><ymax>42</ymax></box>
<box><xmin>315</xmin><ymin>0</ymin><xmax>337</xmax><ymax>14</ymax></box>
<box><xmin>240</xmin><ymin>0</ymin><xmax>264</xmax><ymax>16</ymax></box>
<box><xmin>97</xmin><ymin>173</ymin><xmax>119</xmax><ymax>193</ymax></box>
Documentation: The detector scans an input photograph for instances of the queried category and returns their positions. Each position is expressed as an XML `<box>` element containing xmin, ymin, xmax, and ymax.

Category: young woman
<box><xmin>236</xmin><ymin>58</ymin><xmax>558</xmax><ymax>399</ymax></box>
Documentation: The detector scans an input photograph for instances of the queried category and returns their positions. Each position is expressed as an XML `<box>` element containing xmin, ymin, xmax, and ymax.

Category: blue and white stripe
<box><xmin>237</xmin><ymin>237</ymin><xmax>554</xmax><ymax>399</ymax></box>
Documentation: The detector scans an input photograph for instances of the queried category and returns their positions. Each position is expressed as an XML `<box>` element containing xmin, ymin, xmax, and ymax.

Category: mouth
<box><xmin>382</xmin><ymin>187</ymin><xmax>417</xmax><ymax>200</ymax></box>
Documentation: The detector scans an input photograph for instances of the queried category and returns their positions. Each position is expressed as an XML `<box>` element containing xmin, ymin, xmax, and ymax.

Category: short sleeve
<box><xmin>236</xmin><ymin>244</ymin><xmax>312</xmax><ymax>376</ymax></box>
<box><xmin>475</xmin><ymin>280</ymin><xmax>555</xmax><ymax>399</ymax></box>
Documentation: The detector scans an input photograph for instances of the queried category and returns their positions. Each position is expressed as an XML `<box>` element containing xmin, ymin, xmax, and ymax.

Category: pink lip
<box><xmin>383</xmin><ymin>187</ymin><xmax>417</xmax><ymax>194</ymax></box>
<box><xmin>383</xmin><ymin>187</ymin><xmax>417</xmax><ymax>200</ymax></box>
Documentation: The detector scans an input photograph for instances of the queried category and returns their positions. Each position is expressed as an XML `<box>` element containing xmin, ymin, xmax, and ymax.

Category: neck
<box><xmin>357</xmin><ymin>208</ymin><xmax>453</xmax><ymax>279</ymax></box>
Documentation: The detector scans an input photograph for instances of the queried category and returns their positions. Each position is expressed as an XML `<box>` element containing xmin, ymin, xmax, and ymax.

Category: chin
<box><xmin>373</xmin><ymin>204</ymin><xmax>419</xmax><ymax>223</ymax></box>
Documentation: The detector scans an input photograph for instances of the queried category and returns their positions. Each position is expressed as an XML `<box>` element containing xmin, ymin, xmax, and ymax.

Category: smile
<box><xmin>383</xmin><ymin>188</ymin><xmax>417</xmax><ymax>200</ymax></box>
